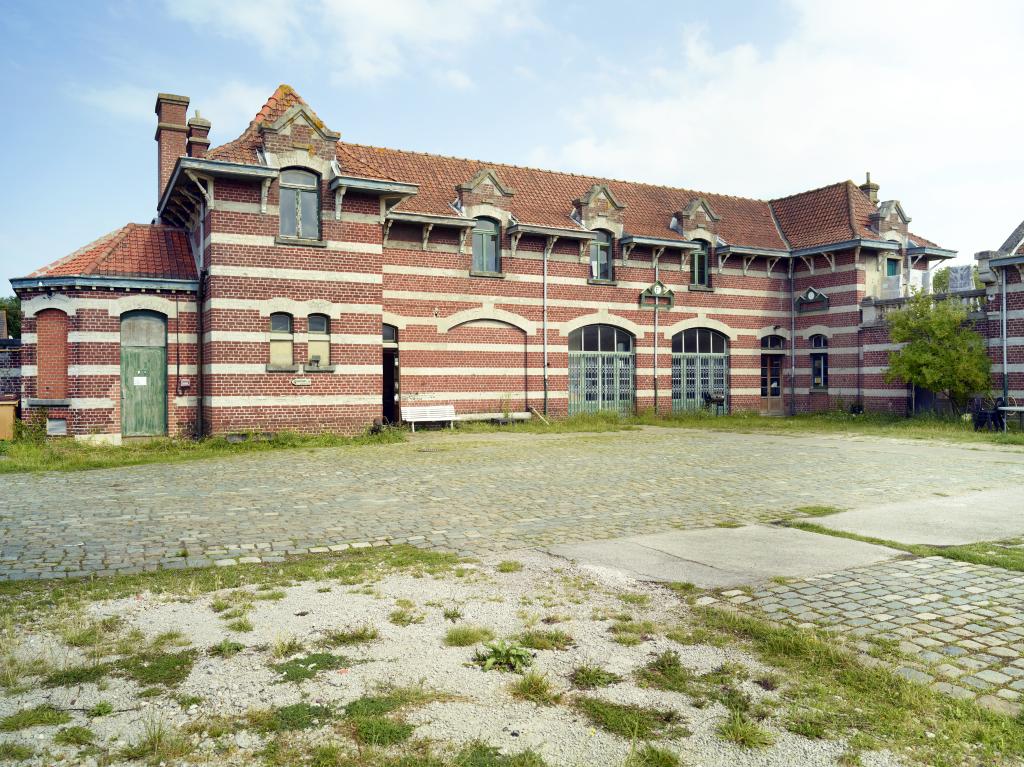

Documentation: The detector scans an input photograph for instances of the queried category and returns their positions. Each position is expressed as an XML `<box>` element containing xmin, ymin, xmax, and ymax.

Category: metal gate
<box><xmin>569</xmin><ymin>352</ymin><xmax>635</xmax><ymax>415</ymax></box>
<box><xmin>672</xmin><ymin>353</ymin><xmax>728</xmax><ymax>411</ymax></box>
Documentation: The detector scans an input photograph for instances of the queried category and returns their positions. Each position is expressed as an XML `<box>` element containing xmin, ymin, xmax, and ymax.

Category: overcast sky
<box><xmin>2</xmin><ymin>0</ymin><xmax>1022</xmax><ymax>290</ymax></box>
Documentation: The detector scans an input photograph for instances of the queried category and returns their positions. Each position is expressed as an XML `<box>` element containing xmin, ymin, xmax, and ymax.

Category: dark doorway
<box><xmin>382</xmin><ymin>348</ymin><xmax>398</xmax><ymax>423</ymax></box>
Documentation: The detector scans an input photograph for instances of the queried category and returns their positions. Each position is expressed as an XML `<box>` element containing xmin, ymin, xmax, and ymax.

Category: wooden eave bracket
<box><xmin>383</xmin><ymin>219</ymin><xmax>394</xmax><ymax>247</ymax></box>
<box><xmin>799</xmin><ymin>255</ymin><xmax>816</xmax><ymax>274</ymax></box>
<box><xmin>421</xmin><ymin>223</ymin><xmax>433</xmax><ymax>250</ymax></box>
<box><xmin>334</xmin><ymin>185</ymin><xmax>346</xmax><ymax>221</ymax></box>
<box><xmin>578</xmin><ymin>240</ymin><xmax>588</xmax><ymax>261</ymax></box>
<box><xmin>622</xmin><ymin>242</ymin><xmax>636</xmax><ymax>260</ymax></box>
<box><xmin>766</xmin><ymin>256</ymin><xmax>780</xmax><ymax>276</ymax></box>
<box><xmin>510</xmin><ymin>231</ymin><xmax>523</xmax><ymax>257</ymax></box>
<box><xmin>823</xmin><ymin>252</ymin><xmax>836</xmax><ymax>272</ymax></box>
<box><xmin>742</xmin><ymin>255</ymin><xmax>755</xmax><ymax>276</ymax></box>
<box><xmin>545</xmin><ymin>235</ymin><xmax>559</xmax><ymax>255</ymax></box>
<box><xmin>718</xmin><ymin>252</ymin><xmax>732</xmax><ymax>273</ymax></box>
<box><xmin>261</xmin><ymin>178</ymin><xmax>271</xmax><ymax>214</ymax></box>
<box><xmin>184</xmin><ymin>170</ymin><xmax>212</xmax><ymax>205</ymax></box>
<box><xmin>458</xmin><ymin>227</ymin><xmax>470</xmax><ymax>255</ymax></box>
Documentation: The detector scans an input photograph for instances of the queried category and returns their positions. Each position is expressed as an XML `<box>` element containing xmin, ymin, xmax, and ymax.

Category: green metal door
<box><xmin>120</xmin><ymin>312</ymin><xmax>167</xmax><ymax>437</ymax></box>
<box><xmin>121</xmin><ymin>347</ymin><xmax>166</xmax><ymax>436</ymax></box>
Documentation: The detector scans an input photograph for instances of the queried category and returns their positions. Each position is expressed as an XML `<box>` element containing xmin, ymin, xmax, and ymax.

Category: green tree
<box><xmin>885</xmin><ymin>292</ymin><xmax>991</xmax><ymax>412</ymax></box>
<box><xmin>0</xmin><ymin>296</ymin><xmax>20</xmax><ymax>339</ymax></box>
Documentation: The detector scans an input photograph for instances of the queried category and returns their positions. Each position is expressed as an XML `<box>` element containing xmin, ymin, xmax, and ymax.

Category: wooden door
<box><xmin>760</xmin><ymin>354</ymin><xmax>784</xmax><ymax>415</ymax></box>
<box><xmin>120</xmin><ymin>312</ymin><xmax>167</xmax><ymax>437</ymax></box>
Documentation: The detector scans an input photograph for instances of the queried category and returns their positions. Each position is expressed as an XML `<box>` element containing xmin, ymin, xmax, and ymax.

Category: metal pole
<box><xmin>542</xmin><ymin>237</ymin><xmax>550</xmax><ymax>416</ymax></box>
<box><xmin>1002</xmin><ymin>267</ymin><xmax>1009</xmax><ymax>403</ymax></box>
<box><xmin>653</xmin><ymin>251</ymin><xmax>660</xmax><ymax>415</ymax></box>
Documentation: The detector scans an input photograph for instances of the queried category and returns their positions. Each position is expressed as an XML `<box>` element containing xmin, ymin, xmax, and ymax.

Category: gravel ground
<box><xmin>0</xmin><ymin>549</ymin><xmax>906</xmax><ymax>767</ymax></box>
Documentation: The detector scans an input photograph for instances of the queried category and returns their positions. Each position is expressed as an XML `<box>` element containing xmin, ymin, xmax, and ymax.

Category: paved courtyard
<box><xmin>710</xmin><ymin>555</ymin><xmax>1024</xmax><ymax>711</ymax></box>
<box><xmin>2</xmin><ymin>427</ymin><xmax>1023</xmax><ymax>581</ymax></box>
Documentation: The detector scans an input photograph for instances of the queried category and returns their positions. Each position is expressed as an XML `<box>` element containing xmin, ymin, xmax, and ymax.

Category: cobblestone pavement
<box><xmin>1</xmin><ymin>428</ymin><xmax>1023</xmax><ymax>582</ymax></box>
<box><xmin>708</xmin><ymin>556</ymin><xmax>1024</xmax><ymax>715</ymax></box>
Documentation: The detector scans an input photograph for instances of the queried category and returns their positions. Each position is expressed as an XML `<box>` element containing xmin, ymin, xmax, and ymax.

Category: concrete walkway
<box><xmin>812</xmin><ymin>487</ymin><xmax>1024</xmax><ymax>545</ymax></box>
<box><xmin>547</xmin><ymin>525</ymin><xmax>905</xmax><ymax>588</ymax></box>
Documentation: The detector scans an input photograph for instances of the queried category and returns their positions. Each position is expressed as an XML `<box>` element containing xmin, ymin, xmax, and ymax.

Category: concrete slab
<box><xmin>548</xmin><ymin>525</ymin><xmax>904</xmax><ymax>588</ymax></box>
<box><xmin>815</xmin><ymin>488</ymin><xmax>1024</xmax><ymax>545</ymax></box>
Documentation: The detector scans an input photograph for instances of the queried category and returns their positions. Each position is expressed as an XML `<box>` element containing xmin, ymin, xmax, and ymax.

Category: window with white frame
<box><xmin>590</xmin><ymin>230</ymin><xmax>613</xmax><ymax>281</ymax></box>
<box><xmin>269</xmin><ymin>313</ymin><xmax>294</xmax><ymax>366</ymax></box>
<box><xmin>307</xmin><ymin>314</ymin><xmax>330</xmax><ymax>368</ymax></box>
<box><xmin>471</xmin><ymin>217</ymin><xmax>500</xmax><ymax>273</ymax></box>
<box><xmin>279</xmin><ymin>169</ymin><xmax>320</xmax><ymax>240</ymax></box>
<box><xmin>691</xmin><ymin>240</ymin><xmax>711</xmax><ymax>287</ymax></box>
<box><xmin>810</xmin><ymin>334</ymin><xmax>829</xmax><ymax>389</ymax></box>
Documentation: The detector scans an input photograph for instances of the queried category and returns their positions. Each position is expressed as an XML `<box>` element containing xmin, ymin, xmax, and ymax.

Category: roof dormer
<box><xmin>871</xmin><ymin>200</ymin><xmax>911</xmax><ymax>243</ymax></box>
<box><xmin>673</xmin><ymin>197</ymin><xmax>721</xmax><ymax>242</ymax></box>
<box><xmin>573</xmin><ymin>184</ymin><xmax>626</xmax><ymax>235</ymax></box>
<box><xmin>257</xmin><ymin>94</ymin><xmax>341</xmax><ymax>176</ymax></box>
<box><xmin>456</xmin><ymin>168</ymin><xmax>514</xmax><ymax>222</ymax></box>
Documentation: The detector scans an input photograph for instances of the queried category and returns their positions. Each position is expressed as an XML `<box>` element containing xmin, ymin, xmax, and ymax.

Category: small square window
<box><xmin>308</xmin><ymin>315</ymin><xmax>328</xmax><ymax>335</ymax></box>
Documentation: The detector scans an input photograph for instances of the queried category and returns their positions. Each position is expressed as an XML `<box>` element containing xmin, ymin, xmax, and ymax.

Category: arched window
<box><xmin>36</xmin><ymin>309</ymin><xmax>68</xmax><ymax>400</ymax></box>
<box><xmin>269</xmin><ymin>313</ymin><xmax>294</xmax><ymax>367</ymax></box>
<box><xmin>307</xmin><ymin>314</ymin><xmax>330</xmax><ymax>368</ymax></box>
<box><xmin>810</xmin><ymin>334</ymin><xmax>828</xmax><ymax>390</ymax></box>
<box><xmin>760</xmin><ymin>334</ymin><xmax>786</xmax><ymax>403</ymax></box>
<box><xmin>590</xmin><ymin>230</ymin><xmax>613</xmax><ymax>281</ymax></box>
<box><xmin>568</xmin><ymin>324</ymin><xmax>635</xmax><ymax>415</ymax></box>
<box><xmin>761</xmin><ymin>334</ymin><xmax>786</xmax><ymax>350</ymax></box>
<box><xmin>382</xmin><ymin>323</ymin><xmax>398</xmax><ymax>344</ymax></box>
<box><xmin>690</xmin><ymin>239</ymin><xmax>711</xmax><ymax>288</ymax></box>
<box><xmin>279</xmin><ymin>169</ymin><xmax>320</xmax><ymax>240</ymax></box>
<box><xmin>671</xmin><ymin>328</ymin><xmax>729</xmax><ymax>411</ymax></box>
<box><xmin>472</xmin><ymin>217</ymin><xmax>500</xmax><ymax>274</ymax></box>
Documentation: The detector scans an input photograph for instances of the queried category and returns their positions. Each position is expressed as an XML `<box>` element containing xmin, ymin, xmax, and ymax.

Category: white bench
<box><xmin>401</xmin><ymin>404</ymin><xmax>456</xmax><ymax>432</ymax></box>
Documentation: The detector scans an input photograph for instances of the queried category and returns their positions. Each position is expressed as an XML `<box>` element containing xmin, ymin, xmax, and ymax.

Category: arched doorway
<box><xmin>671</xmin><ymin>328</ymin><xmax>729</xmax><ymax>411</ymax></box>
<box><xmin>120</xmin><ymin>311</ymin><xmax>167</xmax><ymax>436</ymax></box>
<box><xmin>382</xmin><ymin>323</ymin><xmax>399</xmax><ymax>424</ymax></box>
<box><xmin>568</xmin><ymin>324</ymin><xmax>635</xmax><ymax>415</ymax></box>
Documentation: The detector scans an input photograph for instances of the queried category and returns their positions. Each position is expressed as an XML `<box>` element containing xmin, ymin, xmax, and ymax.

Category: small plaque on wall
<box><xmin>291</xmin><ymin>378</ymin><xmax>312</xmax><ymax>387</ymax></box>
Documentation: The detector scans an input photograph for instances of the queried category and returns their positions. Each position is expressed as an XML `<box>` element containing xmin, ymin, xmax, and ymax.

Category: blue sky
<box><xmin>2</xmin><ymin>0</ymin><xmax>1022</xmax><ymax>290</ymax></box>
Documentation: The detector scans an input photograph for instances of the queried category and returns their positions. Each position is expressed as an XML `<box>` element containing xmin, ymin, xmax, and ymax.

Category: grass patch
<box><xmin>87</xmin><ymin>701</ymin><xmax>113</xmax><ymax>717</ymax></box>
<box><xmin>624</xmin><ymin>744</ymin><xmax>680</xmax><ymax>767</ymax></box>
<box><xmin>569</xmin><ymin>665</ymin><xmax>622</xmax><ymax>690</ymax></box>
<box><xmin>717</xmin><ymin>711</ymin><xmax>775</xmax><ymax>748</ymax></box>
<box><xmin>665</xmin><ymin>625</ymin><xmax>727</xmax><ymax>647</ymax></box>
<box><xmin>0</xmin><ymin>428</ymin><xmax>406</xmax><ymax>474</ymax></box>
<box><xmin>390</xmin><ymin>605</ymin><xmax>426</xmax><ymax>627</ymax></box>
<box><xmin>350</xmin><ymin>716</ymin><xmax>414</xmax><ymax>746</ymax></box>
<box><xmin>0</xmin><ymin>742</ymin><xmax>33</xmax><ymax>760</ymax></box>
<box><xmin>573</xmin><ymin>698</ymin><xmax>685</xmax><ymax>740</ymax></box>
<box><xmin>119</xmin><ymin>649</ymin><xmax>197</xmax><ymax>687</ymax></box>
<box><xmin>120</xmin><ymin>718</ymin><xmax>192</xmax><ymax>762</ymax></box>
<box><xmin>509</xmin><ymin>671</ymin><xmax>561</xmax><ymax>706</ymax></box>
<box><xmin>454</xmin><ymin>741</ymin><xmax>549</xmax><ymax>766</ymax></box>
<box><xmin>635</xmin><ymin>650</ymin><xmax>695</xmax><ymax>694</ymax></box>
<box><xmin>0</xmin><ymin>705</ymin><xmax>71</xmax><ymax>731</ymax></box>
<box><xmin>786</xmin><ymin>522</ymin><xmax>1024</xmax><ymax>573</ymax></box>
<box><xmin>609</xmin><ymin>619</ymin><xmax>659</xmax><ymax>646</ymax></box>
<box><xmin>272</xmin><ymin>652</ymin><xmax>348</xmax><ymax>683</ymax></box>
<box><xmin>516</xmin><ymin>629</ymin><xmax>573</xmax><ymax>651</ymax></box>
<box><xmin>618</xmin><ymin>592</ymin><xmax>651</xmax><ymax>607</ymax></box>
<box><xmin>475</xmin><ymin>640</ymin><xmax>533</xmax><ymax>673</ymax></box>
<box><xmin>209</xmin><ymin>638</ymin><xmax>245</xmax><ymax>658</ymax></box>
<box><xmin>496</xmin><ymin>560</ymin><xmax>524</xmax><ymax>573</ymax></box>
<box><xmin>248</xmin><ymin>703</ymin><xmax>334</xmax><ymax>733</ymax></box>
<box><xmin>226</xmin><ymin>617</ymin><xmax>254</xmax><ymax>632</ymax></box>
<box><xmin>714</xmin><ymin>521</ymin><xmax>744</xmax><ymax>529</ymax></box>
<box><xmin>793</xmin><ymin>505</ymin><xmax>844</xmax><ymax>518</ymax></box>
<box><xmin>271</xmin><ymin>635</ymin><xmax>305</xmax><ymax>658</ymax></box>
<box><xmin>44</xmin><ymin>662</ymin><xmax>110</xmax><ymax>687</ymax></box>
<box><xmin>324</xmin><ymin>625</ymin><xmax>379</xmax><ymax>646</ymax></box>
<box><xmin>445</xmin><ymin>625</ymin><xmax>495</xmax><ymax>647</ymax></box>
<box><xmin>54</xmin><ymin>725</ymin><xmax>95</xmax><ymax>746</ymax></box>
<box><xmin>702</xmin><ymin>606</ymin><xmax>1024</xmax><ymax>766</ymax></box>
<box><xmin>443</xmin><ymin>606</ymin><xmax>463</xmax><ymax>622</ymax></box>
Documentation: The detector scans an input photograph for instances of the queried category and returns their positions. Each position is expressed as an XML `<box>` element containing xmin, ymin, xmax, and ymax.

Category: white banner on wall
<box><xmin>948</xmin><ymin>265</ymin><xmax>974</xmax><ymax>293</ymax></box>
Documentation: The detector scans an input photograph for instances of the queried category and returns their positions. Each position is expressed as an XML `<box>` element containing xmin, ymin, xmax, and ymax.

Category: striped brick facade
<box><xmin>16</xmin><ymin>84</ymin><xmax>1010</xmax><ymax>441</ymax></box>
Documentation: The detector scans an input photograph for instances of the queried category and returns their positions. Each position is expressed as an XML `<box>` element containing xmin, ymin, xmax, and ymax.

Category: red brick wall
<box><xmin>35</xmin><ymin>309</ymin><xmax>68</xmax><ymax>400</ymax></box>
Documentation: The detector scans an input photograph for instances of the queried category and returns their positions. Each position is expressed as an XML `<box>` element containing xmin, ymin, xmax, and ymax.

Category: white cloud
<box><xmin>435</xmin><ymin>68</ymin><xmax>474</xmax><ymax>91</ymax></box>
<box><xmin>75</xmin><ymin>84</ymin><xmax>153</xmax><ymax>122</ymax></box>
<box><xmin>165</xmin><ymin>0</ymin><xmax>537</xmax><ymax>84</ymax></box>
<box><xmin>532</xmin><ymin>0</ymin><xmax>1024</xmax><ymax>259</ymax></box>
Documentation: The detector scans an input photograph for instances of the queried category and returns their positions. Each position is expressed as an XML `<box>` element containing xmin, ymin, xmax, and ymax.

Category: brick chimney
<box><xmin>859</xmin><ymin>172</ymin><xmax>879</xmax><ymax>205</ymax></box>
<box><xmin>155</xmin><ymin>93</ymin><xmax>190</xmax><ymax>201</ymax></box>
<box><xmin>187</xmin><ymin>111</ymin><xmax>212</xmax><ymax>159</ymax></box>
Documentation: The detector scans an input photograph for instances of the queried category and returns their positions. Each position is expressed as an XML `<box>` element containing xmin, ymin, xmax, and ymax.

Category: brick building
<box><xmin>14</xmin><ymin>84</ymin><xmax>1006</xmax><ymax>442</ymax></box>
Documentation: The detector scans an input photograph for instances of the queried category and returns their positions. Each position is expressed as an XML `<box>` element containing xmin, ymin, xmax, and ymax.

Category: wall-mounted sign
<box><xmin>639</xmin><ymin>280</ymin><xmax>675</xmax><ymax>309</ymax></box>
<box><xmin>132</xmin><ymin>376</ymin><xmax>148</xmax><ymax>386</ymax></box>
<box><xmin>291</xmin><ymin>378</ymin><xmax>312</xmax><ymax>387</ymax></box>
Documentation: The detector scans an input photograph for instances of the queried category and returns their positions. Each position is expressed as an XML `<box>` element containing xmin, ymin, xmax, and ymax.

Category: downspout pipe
<box><xmin>542</xmin><ymin>236</ymin><xmax>555</xmax><ymax>416</ymax></box>
<box><xmin>789</xmin><ymin>259</ymin><xmax>796</xmax><ymax>416</ymax></box>
<box><xmin>653</xmin><ymin>249</ymin><xmax>661</xmax><ymax>415</ymax></box>
<box><xmin>1002</xmin><ymin>266</ymin><xmax>1009</xmax><ymax>403</ymax></box>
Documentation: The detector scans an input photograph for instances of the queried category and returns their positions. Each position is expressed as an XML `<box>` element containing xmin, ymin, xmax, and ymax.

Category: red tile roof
<box><xmin>30</xmin><ymin>224</ymin><xmax>196</xmax><ymax>281</ymax></box>
<box><xmin>208</xmin><ymin>86</ymin><xmax>946</xmax><ymax>253</ymax></box>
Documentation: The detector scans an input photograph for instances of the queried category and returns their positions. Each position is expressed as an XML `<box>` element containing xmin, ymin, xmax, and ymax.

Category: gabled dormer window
<box><xmin>472</xmin><ymin>217</ymin><xmax>500</xmax><ymax>274</ymax></box>
<box><xmin>279</xmin><ymin>169</ymin><xmax>320</xmax><ymax>240</ymax></box>
<box><xmin>590</xmin><ymin>230</ymin><xmax>614</xmax><ymax>281</ymax></box>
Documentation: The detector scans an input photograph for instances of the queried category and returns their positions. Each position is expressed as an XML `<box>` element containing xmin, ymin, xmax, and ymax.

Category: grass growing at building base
<box><xmin>0</xmin><ymin>428</ymin><xmax>405</xmax><ymax>474</ymax></box>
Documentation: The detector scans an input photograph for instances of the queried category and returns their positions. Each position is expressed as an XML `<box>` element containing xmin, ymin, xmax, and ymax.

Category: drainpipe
<box><xmin>542</xmin><ymin>236</ymin><xmax>555</xmax><ymax>416</ymax></box>
<box><xmin>854</xmin><ymin>245</ymin><xmax>863</xmax><ymax>410</ymax></box>
<box><xmin>1002</xmin><ymin>267</ymin><xmax>1009</xmax><ymax>403</ymax></box>
<box><xmin>653</xmin><ymin>249</ymin><xmax>662</xmax><ymax>414</ymax></box>
<box><xmin>789</xmin><ymin>259</ymin><xmax>796</xmax><ymax>415</ymax></box>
